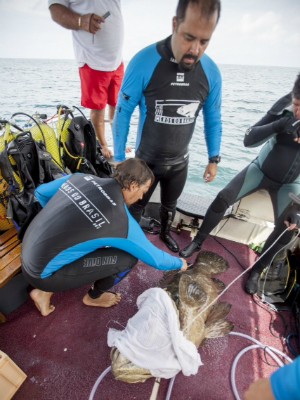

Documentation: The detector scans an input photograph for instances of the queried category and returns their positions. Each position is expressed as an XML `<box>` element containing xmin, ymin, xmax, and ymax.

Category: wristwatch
<box><xmin>208</xmin><ymin>155</ymin><xmax>221</xmax><ymax>164</ymax></box>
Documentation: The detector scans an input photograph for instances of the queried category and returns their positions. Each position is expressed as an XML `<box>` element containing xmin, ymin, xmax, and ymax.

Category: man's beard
<box><xmin>178</xmin><ymin>54</ymin><xmax>198</xmax><ymax>72</ymax></box>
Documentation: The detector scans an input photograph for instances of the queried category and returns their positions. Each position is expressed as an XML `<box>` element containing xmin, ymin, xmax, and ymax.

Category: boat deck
<box><xmin>0</xmin><ymin>230</ymin><xmax>296</xmax><ymax>400</ymax></box>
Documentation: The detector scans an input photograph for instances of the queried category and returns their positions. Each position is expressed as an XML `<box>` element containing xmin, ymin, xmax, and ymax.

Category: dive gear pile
<box><xmin>0</xmin><ymin>106</ymin><xmax>113</xmax><ymax>237</ymax></box>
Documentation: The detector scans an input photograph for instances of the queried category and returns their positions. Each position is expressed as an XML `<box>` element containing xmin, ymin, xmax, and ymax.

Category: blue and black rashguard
<box><xmin>113</xmin><ymin>36</ymin><xmax>222</xmax><ymax>220</ymax></box>
<box><xmin>113</xmin><ymin>35</ymin><xmax>222</xmax><ymax>164</ymax></box>
<box><xmin>21</xmin><ymin>174</ymin><xmax>183</xmax><ymax>294</ymax></box>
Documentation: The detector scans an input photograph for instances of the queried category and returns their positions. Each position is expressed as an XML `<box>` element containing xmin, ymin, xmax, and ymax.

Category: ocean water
<box><xmin>0</xmin><ymin>58</ymin><xmax>298</xmax><ymax>198</ymax></box>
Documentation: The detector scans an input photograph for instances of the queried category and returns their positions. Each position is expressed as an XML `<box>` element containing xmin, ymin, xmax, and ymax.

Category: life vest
<box><xmin>57</xmin><ymin>105</ymin><xmax>114</xmax><ymax>177</ymax></box>
<box><xmin>0</xmin><ymin>119</ymin><xmax>65</xmax><ymax>238</ymax></box>
<box><xmin>257</xmin><ymin>248</ymin><xmax>297</xmax><ymax>304</ymax></box>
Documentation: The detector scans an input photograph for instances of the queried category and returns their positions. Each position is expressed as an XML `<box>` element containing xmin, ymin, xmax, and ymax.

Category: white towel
<box><xmin>107</xmin><ymin>287</ymin><xmax>202</xmax><ymax>379</ymax></box>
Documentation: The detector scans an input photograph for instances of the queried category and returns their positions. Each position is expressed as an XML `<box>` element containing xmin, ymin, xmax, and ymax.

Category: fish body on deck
<box><xmin>111</xmin><ymin>250</ymin><xmax>234</xmax><ymax>383</ymax></box>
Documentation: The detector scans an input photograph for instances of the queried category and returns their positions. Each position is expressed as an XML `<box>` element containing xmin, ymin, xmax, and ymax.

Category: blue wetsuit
<box><xmin>113</xmin><ymin>36</ymin><xmax>222</xmax><ymax>220</ymax></box>
<box><xmin>21</xmin><ymin>174</ymin><xmax>183</xmax><ymax>296</ymax></box>
<box><xmin>270</xmin><ymin>356</ymin><xmax>300</xmax><ymax>400</ymax></box>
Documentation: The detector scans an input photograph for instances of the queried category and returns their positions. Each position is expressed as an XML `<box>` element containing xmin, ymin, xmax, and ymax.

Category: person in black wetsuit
<box><xmin>179</xmin><ymin>73</ymin><xmax>300</xmax><ymax>295</ymax></box>
<box><xmin>113</xmin><ymin>0</ymin><xmax>222</xmax><ymax>254</ymax></box>
<box><xmin>21</xmin><ymin>158</ymin><xmax>188</xmax><ymax>317</ymax></box>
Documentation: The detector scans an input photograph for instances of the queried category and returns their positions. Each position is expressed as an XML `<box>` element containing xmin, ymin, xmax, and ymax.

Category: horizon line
<box><xmin>0</xmin><ymin>57</ymin><xmax>298</xmax><ymax>70</ymax></box>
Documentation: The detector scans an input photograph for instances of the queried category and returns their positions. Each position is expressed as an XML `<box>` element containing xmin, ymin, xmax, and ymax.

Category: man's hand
<box><xmin>244</xmin><ymin>378</ymin><xmax>275</xmax><ymax>400</ymax></box>
<box><xmin>180</xmin><ymin>259</ymin><xmax>189</xmax><ymax>271</ymax></box>
<box><xmin>275</xmin><ymin>116</ymin><xmax>300</xmax><ymax>142</ymax></box>
<box><xmin>203</xmin><ymin>163</ymin><xmax>218</xmax><ymax>182</ymax></box>
<box><xmin>284</xmin><ymin>203</ymin><xmax>300</xmax><ymax>230</ymax></box>
<box><xmin>100</xmin><ymin>145</ymin><xmax>113</xmax><ymax>159</ymax></box>
<box><xmin>80</xmin><ymin>13</ymin><xmax>106</xmax><ymax>34</ymax></box>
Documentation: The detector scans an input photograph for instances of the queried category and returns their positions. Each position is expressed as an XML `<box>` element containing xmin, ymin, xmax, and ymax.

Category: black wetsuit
<box><xmin>194</xmin><ymin>93</ymin><xmax>300</xmax><ymax>270</ymax></box>
<box><xmin>21</xmin><ymin>174</ymin><xmax>183</xmax><ymax>297</ymax></box>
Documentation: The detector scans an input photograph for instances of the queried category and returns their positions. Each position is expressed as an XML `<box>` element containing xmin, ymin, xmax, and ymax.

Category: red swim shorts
<box><xmin>79</xmin><ymin>63</ymin><xmax>124</xmax><ymax>110</ymax></box>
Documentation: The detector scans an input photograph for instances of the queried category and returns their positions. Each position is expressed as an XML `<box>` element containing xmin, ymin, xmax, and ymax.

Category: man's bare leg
<box><xmin>90</xmin><ymin>108</ymin><xmax>112</xmax><ymax>159</ymax></box>
<box><xmin>30</xmin><ymin>289</ymin><xmax>55</xmax><ymax>316</ymax></box>
<box><xmin>82</xmin><ymin>292</ymin><xmax>121</xmax><ymax>308</ymax></box>
<box><xmin>108</xmin><ymin>104</ymin><xmax>115</xmax><ymax>125</ymax></box>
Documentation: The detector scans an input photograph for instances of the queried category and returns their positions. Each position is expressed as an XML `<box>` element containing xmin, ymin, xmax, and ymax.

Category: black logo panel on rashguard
<box><xmin>155</xmin><ymin>99</ymin><xmax>200</xmax><ymax>125</ymax></box>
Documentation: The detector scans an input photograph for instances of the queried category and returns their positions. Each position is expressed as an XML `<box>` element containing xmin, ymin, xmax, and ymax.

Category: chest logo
<box><xmin>154</xmin><ymin>100</ymin><xmax>201</xmax><ymax>125</ymax></box>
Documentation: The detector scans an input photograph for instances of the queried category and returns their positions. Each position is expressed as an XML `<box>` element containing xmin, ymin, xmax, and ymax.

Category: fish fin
<box><xmin>179</xmin><ymin>274</ymin><xmax>207</xmax><ymax>306</ymax></box>
<box><xmin>212</xmin><ymin>278</ymin><xmax>226</xmax><ymax>294</ymax></box>
<box><xmin>204</xmin><ymin>302</ymin><xmax>234</xmax><ymax>338</ymax></box>
<box><xmin>206</xmin><ymin>302</ymin><xmax>232</xmax><ymax>322</ymax></box>
<box><xmin>111</xmin><ymin>347</ymin><xmax>152</xmax><ymax>383</ymax></box>
<box><xmin>193</xmin><ymin>251</ymin><xmax>229</xmax><ymax>276</ymax></box>
<box><xmin>205</xmin><ymin>319</ymin><xmax>234</xmax><ymax>339</ymax></box>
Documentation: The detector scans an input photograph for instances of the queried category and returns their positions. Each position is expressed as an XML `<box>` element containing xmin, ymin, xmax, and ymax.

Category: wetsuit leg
<box><xmin>252</xmin><ymin>213</ymin><xmax>295</xmax><ymax>271</ymax></box>
<box><xmin>200</xmin><ymin>162</ymin><xmax>269</xmax><ymax>239</ymax></box>
<box><xmin>246</xmin><ymin>181</ymin><xmax>300</xmax><ymax>294</ymax></box>
<box><xmin>180</xmin><ymin>162</ymin><xmax>266</xmax><ymax>258</ymax></box>
<box><xmin>245</xmin><ymin>209</ymin><xmax>296</xmax><ymax>294</ymax></box>
<box><xmin>255</xmin><ymin>181</ymin><xmax>300</xmax><ymax>269</ymax></box>
<box><xmin>129</xmin><ymin>170</ymin><xmax>159</xmax><ymax>222</ymax></box>
<box><xmin>159</xmin><ymin>161</ymin><xmax>189</xmax><ymax>213</ymax></box>
<box><xmin>88</xmin><ymin>268</ymin><xmax>132</xmax><ymax>298</ymax></box>
<box><xmin>22</xmin><ymin>247</ymin><xmax>137</xmax><ymax>294</ymax></box>
<box><xmin>158</xmin><ymin>161</ymin><xmax>188</xmax><ymax>252</ymax></box>
<box><xmin>129</xmin><ymin>160</ymin><xmax>188</xmax><ymax>223</ymax></box>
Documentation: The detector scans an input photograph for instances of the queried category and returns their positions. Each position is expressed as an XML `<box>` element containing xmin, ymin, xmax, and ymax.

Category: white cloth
<box><xmin>107</xmin><ymin>288</ymin><xmax>202</xmax><ymax>379</ymax></box>
<box><xmin>48</xmin><ymin>0</ymin><xmax>124</xmax><ymax>70</ymax></box>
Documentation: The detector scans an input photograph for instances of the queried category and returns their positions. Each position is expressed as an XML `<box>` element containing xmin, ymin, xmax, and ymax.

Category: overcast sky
<box><xmin>0</xmin><ymin>0</ymin><xmax>299</xmax><ymax>67</ymax></box>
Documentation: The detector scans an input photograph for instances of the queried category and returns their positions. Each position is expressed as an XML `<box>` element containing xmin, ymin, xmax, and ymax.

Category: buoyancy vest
<box><xmin>0</xmin><ymin>121</ymin><xmax>65</xmax><ymax>237</ymax></box>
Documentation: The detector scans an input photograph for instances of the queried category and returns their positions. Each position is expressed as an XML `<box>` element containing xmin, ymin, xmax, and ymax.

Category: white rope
<box><xmin>229</xmin><ymin>331</ymin><xmax>293</xmax><ymax>400</ymax></box>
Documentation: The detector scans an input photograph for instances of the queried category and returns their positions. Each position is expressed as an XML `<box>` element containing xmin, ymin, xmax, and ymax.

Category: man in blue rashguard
<box><xmin>113</xmin><ymin>0</ymin><xmax>222</xmax><ymax>253</ymax></box>
<box><xmin>21</xmin><ymin>158</ymin><xmax>188</xmax><ymax>317</ymax></box>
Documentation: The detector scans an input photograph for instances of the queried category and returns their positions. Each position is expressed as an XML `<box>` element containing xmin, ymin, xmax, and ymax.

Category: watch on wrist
<box><xmin>209</xmin><ymin>155</ymin><xmax>221</xmax><ymax>164</ymax></box>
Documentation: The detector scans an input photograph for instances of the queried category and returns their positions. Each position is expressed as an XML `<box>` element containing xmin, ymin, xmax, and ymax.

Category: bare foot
<box><xmin>30</xmin><ymin>289</ymin><xmax>55</xmax><ymax>317</ymax></box>
<box><xmin>82</xmin><ymin>292</ymin><xmax>121</xmax><ymax>308</ymax></box>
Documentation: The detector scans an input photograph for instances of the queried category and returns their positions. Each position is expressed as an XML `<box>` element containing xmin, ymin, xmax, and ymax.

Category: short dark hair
<box><xmin>292</xmin><ymin>73</ymin><xmax>300</xmax><ymax>100</ymax></box>
<box><xmin>112</xmin><ymin>158</ymin><xmax>154</xmax><ymax>190</ymax></box>
<box><xmin>176</xmin><ymin>0</ymin><xmax>221</xmax><ymax>23</ymax></box>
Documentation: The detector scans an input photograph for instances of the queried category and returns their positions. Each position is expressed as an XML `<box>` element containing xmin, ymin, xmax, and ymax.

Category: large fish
<box><xmin>110</xmin><ymin>250</ymin><xmax>234</xmax><ymax>383</ymax></box>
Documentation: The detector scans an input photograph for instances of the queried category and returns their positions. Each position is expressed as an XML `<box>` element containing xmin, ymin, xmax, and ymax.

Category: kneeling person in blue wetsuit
<box><xmin>21</xmin><ymin>158</ymin><xmax>188</xmax><ymax>317</ymax></box>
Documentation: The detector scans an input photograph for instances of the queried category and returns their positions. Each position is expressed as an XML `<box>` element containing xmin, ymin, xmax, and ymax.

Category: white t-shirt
<box><xmin>48</xmin><ymin>0</ymin><xmax>124</xmax><ymax>71</ymax></box>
